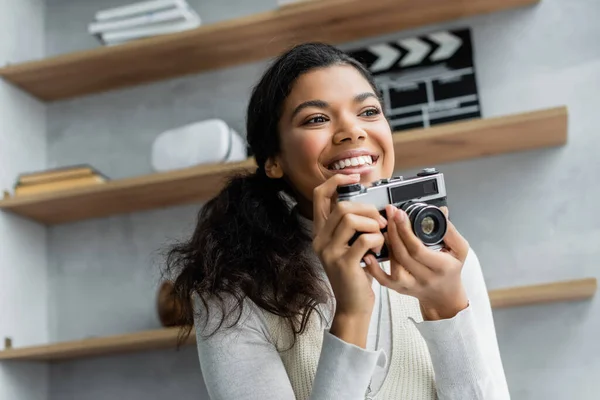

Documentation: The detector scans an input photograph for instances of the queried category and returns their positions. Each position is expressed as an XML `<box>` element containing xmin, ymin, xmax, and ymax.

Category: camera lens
<box><xmin>399</xmin><ymin>202</ymin><xmax>447</xmax><ymax>245</ymax></box>
<box><xmin>421</xmin><ymin>216</ymin><xmax>436</xmax><ymax>235</ymax></box>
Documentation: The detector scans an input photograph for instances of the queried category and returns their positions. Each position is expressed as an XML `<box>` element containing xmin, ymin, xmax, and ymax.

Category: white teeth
<box><xmin>330</xmin><ymin>155</ymin><xmax>376</xmax><ymax>170</ymax></box>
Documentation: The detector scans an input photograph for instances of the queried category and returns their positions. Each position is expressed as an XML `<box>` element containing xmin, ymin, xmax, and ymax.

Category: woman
<box><xmin>165</xmin><ymin>42</ymin><xmax>510</xmax><ymax>399</ymax></box>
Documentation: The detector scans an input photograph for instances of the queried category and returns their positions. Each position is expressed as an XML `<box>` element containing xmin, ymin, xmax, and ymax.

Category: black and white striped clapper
<box><xmin>349</xmin><ymin>29</ymin><xmax>472</xmax><ymax>74</ymax></box>
<box><xmin>348</xmin><ymin>28</ymin><xmax>481</xmax><ymax>131</ymax></box>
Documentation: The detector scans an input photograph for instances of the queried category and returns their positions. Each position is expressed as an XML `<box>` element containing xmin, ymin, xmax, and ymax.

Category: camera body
<box><xmin>336</xmin><ymin>167</ymin><xmax>448</xmax><ymax>264</ymax></box>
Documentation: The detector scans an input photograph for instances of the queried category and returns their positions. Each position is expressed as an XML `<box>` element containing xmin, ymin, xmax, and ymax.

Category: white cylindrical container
<box><xmin>151</xmin><ymin>119</ymin><xmax>247</xmax><ymax>172</ymax></box>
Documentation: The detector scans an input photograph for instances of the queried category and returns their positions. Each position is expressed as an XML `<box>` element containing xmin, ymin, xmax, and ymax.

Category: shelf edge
<box><xmin>0</xmin><ymin>276</ymin><xmax>595</xmax><ymax>362</ymax></box>
<box><xmin>489</xmin><ymin>277</ymin><xmax>597</xmax><ymax>309</ymax></box>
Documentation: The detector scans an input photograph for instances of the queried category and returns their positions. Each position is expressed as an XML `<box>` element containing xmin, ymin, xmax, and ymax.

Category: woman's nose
<box><xmin>332</xmin><ymin>124</ymin><xmax>367</xmax><ymax>144</ymax></box>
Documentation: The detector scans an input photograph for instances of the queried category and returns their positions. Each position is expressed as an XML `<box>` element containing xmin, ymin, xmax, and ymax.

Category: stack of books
<box><xmin>88</xmin><ymin>0</ymin><xmax>201</xmax><ymax>46</ymax></box>
<box><xmin>12</xmin><ymin>165</ymin><xmax>109</xmax><ymax>197</ymax></box>
<box><xmin>277</xmin><ymin>0</ymin><xmax>320</xmax><ymax>7</ymax></box>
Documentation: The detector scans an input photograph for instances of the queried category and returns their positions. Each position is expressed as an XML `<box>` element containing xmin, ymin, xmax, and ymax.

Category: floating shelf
<box><xmin>0</xmin><ymin>276</ymin><xmax>594</xmax><ymax>362</ymax></box>
<box><xmin>489</xmin><ymin>278</ymin><xmax>597</xmax><ymax>309</ymax></box>
<box><xmin>0</xmin><ymin>158</ymin><xmax>256</xmax><ymax>225</ymax></box>
<box><xmin>390</xmin><ymin>106</ymin><xmax>567</xmax><ymax>171</ymax></box>
<box><xmin>0</xmin><ymin>106</ymin><xmax>567</xmax><ymax>225</ymax></box>
<box><xmin>0</xmin><ymin>0</ymin><xmax>540</xmax><ymax>101</ymax></box>
<box><xmin>0</xmin><ymin>326</ymin><xmax>194</xmax><ymax>362</ymax></box>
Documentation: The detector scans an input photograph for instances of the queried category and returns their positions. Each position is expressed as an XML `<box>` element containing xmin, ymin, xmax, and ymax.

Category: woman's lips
<box><xmin>324</xmin><ymin>158</ymin><xmax>378</xmax><ymax>176</ymax></box>
<box><xmin>332</xmin><ymin>164</ymin><xmax>375</xmax><ymax>175</ymax></box>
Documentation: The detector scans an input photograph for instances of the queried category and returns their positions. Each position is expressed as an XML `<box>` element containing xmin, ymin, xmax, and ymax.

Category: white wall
<box><xmin>0</xmin><ymin>1</ymin><xmax>48</xmax><ymax>399</ymax></box>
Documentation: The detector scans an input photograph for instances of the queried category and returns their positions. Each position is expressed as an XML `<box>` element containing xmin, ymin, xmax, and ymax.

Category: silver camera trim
<box><xmin>337</xmin><ymin>171</ymin><xmax>447</xmax><ymax>211</ymax></box>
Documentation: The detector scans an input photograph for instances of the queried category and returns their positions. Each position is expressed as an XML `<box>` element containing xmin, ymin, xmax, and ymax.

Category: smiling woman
<box><xmin>264</xmin><ymin>62</ymin><xmax>395</xmax><ymax>220</ymax></box>
<box><xmin>163</xmin><ymin>43</ymin><xmax>510</xmax><ymax>400</ymax></box>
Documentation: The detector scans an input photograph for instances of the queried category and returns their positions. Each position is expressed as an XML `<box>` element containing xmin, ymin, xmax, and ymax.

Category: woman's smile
<box><xmin>322</xmin><ymin>148</ymin><xmax>381</xmax><ymax>176</ymax></box>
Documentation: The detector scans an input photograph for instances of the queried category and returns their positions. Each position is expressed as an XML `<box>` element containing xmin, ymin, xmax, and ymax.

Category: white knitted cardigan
<box><xmin>262</xmin><ymin>285</ymin><xmax>438</xmax><ymax>400</ymax></box>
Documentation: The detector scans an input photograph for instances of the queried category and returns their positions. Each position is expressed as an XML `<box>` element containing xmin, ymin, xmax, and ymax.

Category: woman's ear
<box><xmin>265</xmin><ymin>157</ymin><xmax>284</xmax><ymax>179</ymax></box>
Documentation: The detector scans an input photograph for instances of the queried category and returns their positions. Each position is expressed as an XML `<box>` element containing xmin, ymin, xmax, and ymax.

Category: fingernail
<box><xmin>379</xmin><ymin>214</ymin><xmax>387</xmax><ymax>226</ymax></box>
<box><xmin>349</xmin><ymin>174</ymin><xmax>360</xmax><ymax>180</ymax></box>
<box><xmin>395</xmin><ymin>209</ymin><xmax>406</xmax><ymax>223</ymax></box>
<box><xmin>363</xmin><ymin>256</ymin><xmax>372</xmax><ymax>266</ymax></box>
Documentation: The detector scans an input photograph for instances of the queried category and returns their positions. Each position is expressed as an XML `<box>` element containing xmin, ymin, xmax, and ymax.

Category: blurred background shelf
<box><xmin>489</xmin><ymin>278</ymin><xmax>597</xmax><ymax>309</ymax></box>
<box><xmin>0</xmin><ymin>158</ymin><xmax>256</xmax><ymax>224</ymax></box>
<box><xmin>0</xmin><ymin>106</ymin><xmax>567</xmax><ymax>225</ymax></box>
<box><xmin>391</xmin><ymin>106</ymin><xmax>567</xmax><ymax>171</ymax></box>
<box><xmin>0</xmin><ymin>326</ymin><xmax>193</xmax><ymax>362</ymax></box>
<box><xmin>0</xmin><ymin>276</ymin><xmax>594</xmax><ymax>362</ymax></box>
<box><xmin>0</xmin><ymin>0</ymin><xmax>540</xmax><ymax>101</ymax></box>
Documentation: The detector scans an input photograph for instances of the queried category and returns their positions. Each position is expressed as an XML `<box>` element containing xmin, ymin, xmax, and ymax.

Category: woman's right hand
<box><xmin>312</xmin><ymin>174</ymin><xmax>387</xmax><ymax>347</ymax></box>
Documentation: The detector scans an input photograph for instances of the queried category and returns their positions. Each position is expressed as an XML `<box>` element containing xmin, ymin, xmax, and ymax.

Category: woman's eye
<box><xmin>305</xmin><ymin>115</ymin><xmax>328</xmax><ymax>125</ymax></box>
<box><xmin>360</xmin><ymin>107</ymin><xmax>381</xmax><ymax>117</ymax></box>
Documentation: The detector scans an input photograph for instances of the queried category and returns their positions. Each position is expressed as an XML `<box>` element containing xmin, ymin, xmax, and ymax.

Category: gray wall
<box><xmin>44</xmin><ymin>0</ymin><xmax>600</xmax><ymax>399</ymax></box>
<box><xmin>0</xmin><ymin>0</ymin><xmax>48</xmax><ymax>399</ymax></box>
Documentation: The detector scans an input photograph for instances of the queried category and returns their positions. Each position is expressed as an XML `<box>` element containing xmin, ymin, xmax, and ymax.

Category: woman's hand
<box><xmin>312</xmin><ymin>174</ymin><xmax>387</xmax><ymax>347</ymax></box>
<box><xmin>365</xmin><ymin>204</ymin><xmax>470</xmax><ymax>321</ymax></box>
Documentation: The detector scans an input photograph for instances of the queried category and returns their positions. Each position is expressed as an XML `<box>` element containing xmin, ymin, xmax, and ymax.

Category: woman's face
<box><xmin>274</xmin><ymin>64</ymin><xmax>395</xmax><ymax>212</ymax></box>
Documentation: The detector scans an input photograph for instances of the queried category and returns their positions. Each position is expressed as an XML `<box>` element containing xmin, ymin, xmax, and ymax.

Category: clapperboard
<box><xmin>348</xmin><ymin>28</ymin><xmax>481</xmax><ymax>132</ymax></box>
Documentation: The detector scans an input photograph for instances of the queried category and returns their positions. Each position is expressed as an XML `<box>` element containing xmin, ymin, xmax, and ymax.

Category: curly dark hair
<box><xmin>163</xmin><ymin>42</ymin><xmax>380</xmax><ymax>344</ymax></box>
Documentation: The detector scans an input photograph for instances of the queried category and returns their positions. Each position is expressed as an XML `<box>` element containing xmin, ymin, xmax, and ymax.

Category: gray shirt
<box><xmin>193</xmin><ymin>247</ymin><xmax>511</xmax><ymax>399</ymax></box>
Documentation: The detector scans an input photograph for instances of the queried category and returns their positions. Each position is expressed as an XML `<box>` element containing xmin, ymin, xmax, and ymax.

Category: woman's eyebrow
<box><xmin>354</xmin><ymin>92</ymin><xmax>378</xmax><ymax>103</ymax></box>
<box><xmin>291</xmin><ymin>99</ymin><xmax>328</xmax><ymax>120</ymax></box>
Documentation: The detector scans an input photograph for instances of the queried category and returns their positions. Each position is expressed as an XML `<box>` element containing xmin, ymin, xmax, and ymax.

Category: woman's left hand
<box><xmin>364</xmin><ymin>204</ymin><xmax>470</xmax><ymax>321</ymax></box>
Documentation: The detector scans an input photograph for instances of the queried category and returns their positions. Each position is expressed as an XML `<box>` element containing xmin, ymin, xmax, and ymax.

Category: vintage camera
<box><xmin>337</xmin><ymin>167</ymin><xmax>448</xmax><ymax>263</ymax></box>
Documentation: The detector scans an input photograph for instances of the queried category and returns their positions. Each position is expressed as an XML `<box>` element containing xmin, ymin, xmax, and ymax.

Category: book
<box><xmin>14</xmin><ymin>175</ymin><xmax>107</xmax><ymax>196</ymax></box>
<box><xmin>98</xmin><ymin>5</ymin><xmax>199</xmax><ymax>44</ymax></box>
<box><xmin>95</xmin><ymin>0</ymin><xmax>183</xmax><ymax>22</ymax></box>
<box><xmin>100</xmin><ymin>18</ymin><xmax>199</xmax><ymax>43</ymax></box>
<box><xmin>278</xmin><ymin>0</ymin><xmax>321</xmax><ymax>8</ymax></box>
<box><xmin>88</xmin><ymin>7</ymin><xmax>186</xmax><ymax>34</ymax></box>
<box><xmin>15</xmin><ymin>164</ymin><xmax>109</xmax><ymax>186</ymax></box>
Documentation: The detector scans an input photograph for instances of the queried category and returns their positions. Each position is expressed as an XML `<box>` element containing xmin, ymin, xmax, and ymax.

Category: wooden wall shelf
<box><xmin>0</xmin><ymin>106</ymin><xmax>567</xmax><ymax>225</ymax></box>
<box><xmin>489</xmin><ymin>278</ymin><xmax>597</xmax><ymax>309</ymax></box>
<box><xmin>390</xmin><ymin>106</ymin><xmax>567</xmax><ymax>171</ymax></box>
<box><xmin>0</xmin><ymin>326</ymin><xmax>194</xmax><ymax>362</ymax></box>
<box><xmin>0</xmin><ymin>0</ymin><xmax>540</xmax><ymax>101</ymax></box>
<box><xmin>0</xmin><ymin>277</ymin><xmax>594</xmax><ymax>362</ymax></box>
